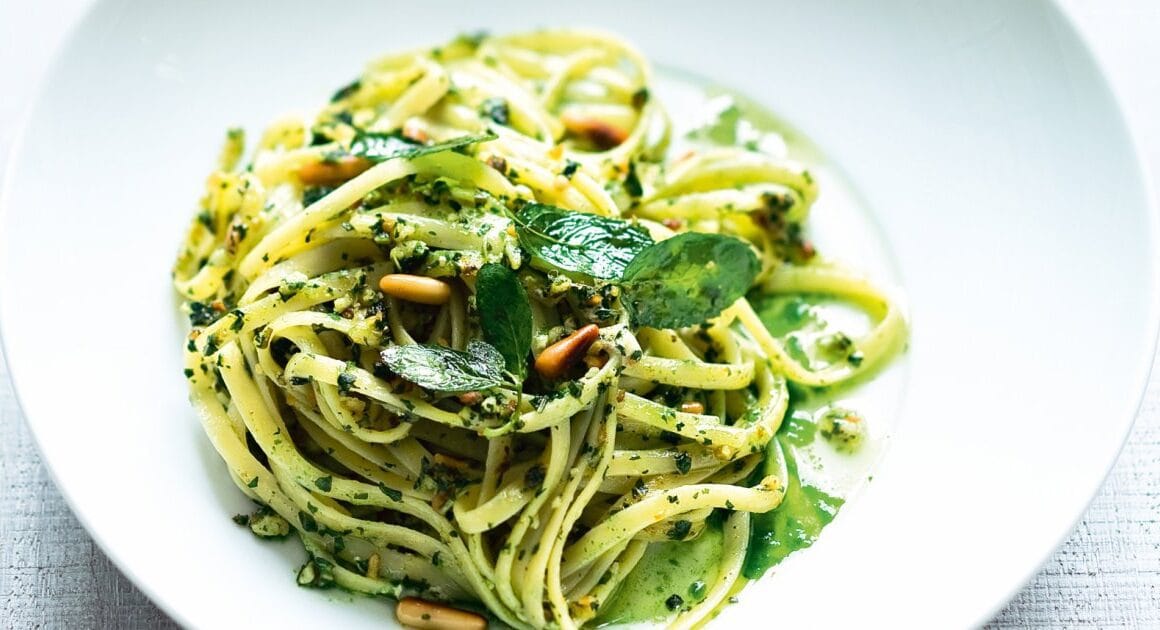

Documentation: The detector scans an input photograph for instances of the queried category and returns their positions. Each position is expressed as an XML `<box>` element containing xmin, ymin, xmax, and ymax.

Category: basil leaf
<box><xmin>349</xmin><ymin>131</ymin><xmax>498</xmax><ymax>163</ymax></box>
<box><xmin>512</xmin><ymin>203</ymin><xmax>654</xmax><ymax>280</ymax></box>
<box><xmin>475</xmin><ymin>263</ymin><xmax>533</xmax><ymax>380</ymax></box>
<box><xmin>465</xmin><ymin>339</ymin><xmax>505</xmax><ymax>382</ymax></box>
<box><xmin>380</xmin><ymin>341</ymin><xmax>505</xmax><ymax>392</ymax></box>
<box><xmin>620</xmin><ymin>233</ymin><xmax>760</xmax><ymax>329</ymax></box>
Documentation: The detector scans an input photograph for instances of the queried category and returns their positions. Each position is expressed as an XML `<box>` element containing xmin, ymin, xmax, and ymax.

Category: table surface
<box><xmin>2</xmin><ymin>1</ymin><xmax>1158</xmax><ymax>628</ymax></box>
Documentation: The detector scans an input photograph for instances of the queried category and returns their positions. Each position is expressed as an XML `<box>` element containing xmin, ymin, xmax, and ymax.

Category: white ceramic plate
<box><xmin>2</xmin><ymin>1</ymin><xmax>1157</xmax><ymax>628</ymax></box>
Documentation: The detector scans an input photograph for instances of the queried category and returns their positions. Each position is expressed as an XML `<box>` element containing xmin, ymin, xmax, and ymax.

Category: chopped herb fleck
<box><xmin>666</xmin><ymin>519</ymin><xmax>692</xmax><ymax>540</ymax></box>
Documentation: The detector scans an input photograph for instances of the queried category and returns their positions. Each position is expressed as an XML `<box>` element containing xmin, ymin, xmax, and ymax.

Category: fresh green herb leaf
<box><xmin>464</xmin><ymin>340</ymin><xmax>505</xmax><ymax>382</ymax></box>
<box><xmin>348</xmin><ymin>130</ymin><xmax>497</xmax><ymax>163</ymax></box>
<box><xmin>380</xmin><ymin>340</ymin><xmax>505</xmax><ymax>392</ymax></box>
<box><xmin>314</xmin><ymin>476</ymin><xmax>332</xmax><ymax>492</ymax></box>
<box><xmin>475</xmin><ymin>263</ymin><xmax>533</xmax><ymax>380</ymax></box>
<box><xmin>620</xmin><ymin>233</ymin><xmax>759</xmax><ymax>329</ymax></box>
<box><xmin>347</xmin><ymin>132</ymin><xmax>415</xmax><ymax>161</ymax></box>
<box><xmin>512</xmin><ymin>203</ymin><xmax>654</xmax><ymax>280</ymax></box>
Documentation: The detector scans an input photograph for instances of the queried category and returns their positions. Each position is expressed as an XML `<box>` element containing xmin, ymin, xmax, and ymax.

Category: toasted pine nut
<box><xmin>535</xmin><ymin>324</ymin><xmax>600</xmax><ymax>380</ymax></box>
<box><xmin>713</xmin><ymin>444</ymin><xmax>736</xmax><ymax>460</ymax></box>
<box><xmin>403</xmin><ymin>118</ymin><xmax>430</xmax><ymax>144</ymax></box>
<box><xmin>396</xmin><ymin>597</ymin><xmax>486</xmax><ymax>630</ymax></box>
<box><xmin>297</xmin><ymin>156</ymin><xmax>373</xmax><ymax>187</ymax></box>
<box><xmin>583</xmin><ymin>352</ymin><xmax>608</xmax><ymax>370</ymax></box>
<box><xmin>456</xmin><ymin>391</ymin><xmax>483</xmax><ymax>406</ymax></box>
<box><xmin>433</xmin><ymin>453</ymin><xmax>470</xmax><ymax>471</ymax></box>
<box><xmin>379</xmin><ymin>274</ymin><xmax>452</xmax><ymax>305</ymax></box>
<box><xmin>561</xmin><ymin>113</ymin><xmax>627</xmax><ymax>150</ymax></box>
<box><xmin>680</xmin><ymin>401</ymin><xmax>705</xmax><ymax>414</ymax></box>
<box><xmin>366</xmin><ymin>552</ymin><xmax>380</xmax><ymax>579</ymax></box>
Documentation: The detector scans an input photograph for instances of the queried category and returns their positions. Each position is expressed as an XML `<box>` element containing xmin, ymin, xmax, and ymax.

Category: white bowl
<box><xmin>1</xmin><ymin>1</ymin><xmax>1156</xmax><ymax>628</ymax></box>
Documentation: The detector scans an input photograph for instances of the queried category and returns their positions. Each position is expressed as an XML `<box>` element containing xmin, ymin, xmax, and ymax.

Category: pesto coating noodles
<box><xmin>173</xmin><ymin>29</ymin><xmax>906</xmax><ymax>629</ymax></box>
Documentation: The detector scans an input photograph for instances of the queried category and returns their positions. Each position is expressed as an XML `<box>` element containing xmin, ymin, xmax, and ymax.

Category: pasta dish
<box><xmin>173</xmin><ymin>29</ymin><xmax>906</xmax><ymax>629</ymax></box>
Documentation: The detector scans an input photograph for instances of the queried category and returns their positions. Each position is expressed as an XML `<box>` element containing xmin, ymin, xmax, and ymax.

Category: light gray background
<box><xmin>1</xmin><ymin>1</ymin><xmax>1157</xmax><ymax>627</ymax></box>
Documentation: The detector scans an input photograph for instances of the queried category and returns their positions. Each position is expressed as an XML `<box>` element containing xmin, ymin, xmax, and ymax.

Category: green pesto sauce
<box><xmin>741</xmin><ymin>430</ymin><xmax>844</xmax><ymax>579</ymax></box>
<box><xmin>597</xmin><ymin>76</ymin><xmax>893</xmax><ymax>627</ymax></box>
<box><xmin>597</xmin><ymin>524</ymin><xmax>724</xmax><ymax>626</ymax></box>
<box><xmin>749</xmin><ymin>293</ymin><xmax>823</xmax><ymax>337</ymax></box>
<box><xmin>778</xmin><ymin>409</ymin><xmax>819</xmax><ymax>448</ymax></box>
<box><xmin>750</xmin><ymin>292</ymin><xmax>825</xmax><ymax>368</ymax></box>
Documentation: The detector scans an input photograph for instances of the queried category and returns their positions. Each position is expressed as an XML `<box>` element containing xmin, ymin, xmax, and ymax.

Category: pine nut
<box><xmin>583</xmin><ymin>352</ymin><xmax>608</xmax><ymax>370</ymax></box>
<box><xmin>395</xmin><ymin>597</ymin><xmax>486</xmax><ymax>630</ymax></box>
<box><xmin>679</xmin><ymin>401</ymin><xmax>705</xmax><ymax>414</ymax></box>
<box><xmin>535</xmin><ymin>324</ymin><xmax>600</xmax><ymax>380</ymax></box>
<box><xmin>561</xmin><ymin>113</ymin><xmax>627</xmax><ymax>150</ymax></box>
<box><xmin>456</xmin><ymin>391</ymin><xmax>483</xmax><ymax>406</ymax></box>
<box><xmin>379</xmin><ymin>274</ymin><xmax>451</xmax><ymax>305</ymax></box>
<box><xmin>433</xmin><ymin>453</ymin><xmax>470</xmax><ymax>471</ymax></box>
<box><xmin>365</xmin><ymin>552</ymin><xmax>380</xmax><ymax>579</ymax></box>
<box><xmin>402</xmin><ymin>119</ymin><xmax>430</xmax><ymax>144</ymax></box>
<box><xmin>297</xmin><ymin>156</ymin><xmax>373</xmax><ymax>187</ymax></box>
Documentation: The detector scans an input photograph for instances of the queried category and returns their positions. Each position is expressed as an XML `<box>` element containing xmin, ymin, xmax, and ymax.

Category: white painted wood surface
<box><xmin>1</xmin><ymin>1</ymin><xmax>1157</xmax><ymax>627</ymax></box>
